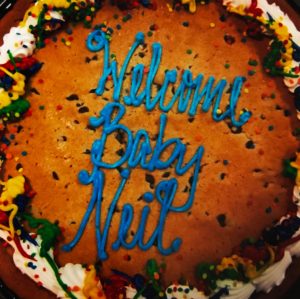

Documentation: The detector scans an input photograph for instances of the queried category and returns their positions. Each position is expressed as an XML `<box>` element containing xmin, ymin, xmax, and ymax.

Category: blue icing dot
<box><xmin>78</xmin><ymin>170</ymin><xmax>91</xmax><ymax>185</ymax></box>
<box><xmin>27</xmin><ymin>262</ymin><xmax>37</xmax><ymax>269</ymax></box>
<box><xmin>121</xmin><ymin>168</ymin><xmax>130</xmax><ymax>179</ymax></box>
<box><xmin>135</xmin><ymin>32</ymin><xmax>145</xmax><ymax>43</ymax></box>
<box><xmin>171</xmin><ymin>238</ymin><xmax>182</xmax><ymax>252</ymax></box>
<box><xmin>143</xmin><ymin>192</ymin><xmax>154</xmax><ymax>203</ymax></box>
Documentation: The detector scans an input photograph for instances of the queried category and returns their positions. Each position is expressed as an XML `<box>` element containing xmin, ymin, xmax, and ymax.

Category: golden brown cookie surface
<box><xmin>1</xmin><ymin>1</ymin><xmax>300</xmax><ymax>298</ymax></box>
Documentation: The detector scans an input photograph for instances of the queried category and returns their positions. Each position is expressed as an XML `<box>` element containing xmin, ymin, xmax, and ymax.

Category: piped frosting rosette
<box><xmin>0</xmin><ymin>1</ymin><xmax>300</xmax><ymax>299</ymax></box>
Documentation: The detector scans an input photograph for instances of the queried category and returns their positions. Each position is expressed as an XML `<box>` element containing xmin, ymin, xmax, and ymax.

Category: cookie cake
<box><xmin>0</xmin><ymin>0</ymin><xmax>300</xmax><ymax>298</ymax></box>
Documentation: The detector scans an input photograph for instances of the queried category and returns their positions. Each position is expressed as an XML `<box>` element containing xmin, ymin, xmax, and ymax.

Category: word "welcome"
<box><xmin>87</xmin><ymin>30</ymin><xmax>252</xmax><ymax>127</ymax></box>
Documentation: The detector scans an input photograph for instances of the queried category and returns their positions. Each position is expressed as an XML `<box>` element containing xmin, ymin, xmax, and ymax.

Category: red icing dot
<box><xmin>98</xmin><ymin>290</ymin><xmax>104</xmax><ymax>296</ymax></box>
<box><xmin>56</xmin><ymin>105</ymin><xmax>63</xmax><ymax>111</ymax></box>
<box><xmin>34</xmin><ymin>274</ymin><xmax>39</xmax><ymax>279</ymax></box>
<box><xmin>123</xmin><ymin>254</ymin><xmax>131</xmax><ymax>261</ymax></box>
<box><xmin>38</xmin><ymin>79</ymin><xmax>44</xmax><ymax>84</ymax></box>
<box><xmin>0</xmin><ymin>211</ymin><xmax>8</xmax><ymax>224</ymax></box>
<box><xmin>72</xmin><ymin>286</ymin><xmax>80</xmax><ymax>292</ymax></box>
<box><xmin>31</xmin><ymin>233</ymin><xmax>38</xmax><ymax>239</ymax></box>
<box><xmin>1</xmin><ymin>144</ymin><xmax>7</xmax><ymax>151</ymax></box>
<box><xmin>25</xmin><ymin>109</ymin><xmax>33</xmax><ymax>117</ymax></box>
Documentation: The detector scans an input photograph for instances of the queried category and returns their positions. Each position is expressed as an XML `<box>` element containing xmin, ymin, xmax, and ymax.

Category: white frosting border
<box><xmin>0</xmin><ymin>0</ymin><xmax>299</xmax><ymax>298</ymax></box>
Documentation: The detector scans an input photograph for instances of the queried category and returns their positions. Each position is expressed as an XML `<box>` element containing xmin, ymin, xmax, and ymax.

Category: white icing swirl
<box><xmin>0</xmin><ymin>27</ymin><xmax>35</xmax><ymax>65</ymax></box>
<box><xmin>223</xmin><ymin>0</ymin><xmax>300</xmax><ymax>41</ymax></box>
<box><xmin>0</xmin><ymin>230</ymin><xmax>87</xmax><ymax>299</ymax></box>
<box><xmin>286</xmin><ymin>229</ymin><xmax>300</xmax><ymax>257</ymax></box>
<box><xmin>125</xmin><ymin>286</ymin><xmax>146</xmax><ymax>299</ymax></box>
<box><xmin>0</xmin><ymin>1</ymin><xmax>299</xmax><ymax>299</ymax></box>
<box><xmin>252</xmin><ymin>251</ymin><xmax>292</xmax><ymax>293</ymax></box>
<box><xmin>293</xmin><ymin>185</ymin><xmax>300</xmax><ymax>207</ymax></box>
<box><xmin>59</xmin><ymin>263</ymin><xmax>87</xmax><ymax>298</ymax></box>
<box><xmin>0</xmin><ymin>230</ymin><xmax>65</xmax><ymax>296</ymax></box>
<box><xmin>215</xmin><ymin>280</ymin><xmax>255</xmax><ymax>299</ymax></box>
<box><xmin>23</xmin><ymin>10</ymin><xmax>65</xmax><ymax>30</ymax></box>
<box><xmin>165</xmin><ymin>284</ymin><xmax>207</xmax><ymax>299</ymax></box>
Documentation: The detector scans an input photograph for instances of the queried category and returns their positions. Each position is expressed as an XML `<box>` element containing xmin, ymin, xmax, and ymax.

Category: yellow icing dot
<box><xmin>0</xmin><ymin>176</ymin><xmax>25</xmax><ymax>236</ymax></box>
<box><xmin>181</xmin><ymin>0</ymin><xmax>196</xmax><ymax>13</ymax></box>
<box><xmin>83</xmin><ymin>265</ymin><xmax>106</xmax><ymax>299</ymax></box>
<box><xmin>210</xmin><ymin>22</ymin><xmax>216</xmax><ymax>28</ymax></box>
<box><xmin>0</xmin><ymin>175</ymin><xmax>25</xmax><ymax>202</ymax></box>
<box><xmin>166</xmin><ymin>3</ymin><xmax>173</xmax><ymax>12</ymax></box>
<box><xmin>20</xmin><ymin>0</ymin><xmax>89</xmax><ymax>27</ymax></box>
<box><xmin>291</xmin><ymin>153</ymin><xmax>300</xmax><ymax>186</ymax></box>
<box><xmin>244</xmin><ymin>88</ymin><xmax>249</xmax><ymax>94</ymax></box>
<box><xmin>0</xmin><ymin>67</ymin><xmax>26</xmax><ymax>109</ymax></box>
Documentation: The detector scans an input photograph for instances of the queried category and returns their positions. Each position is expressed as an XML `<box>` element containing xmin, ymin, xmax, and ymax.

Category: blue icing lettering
<box><xmin>63</xmin><ymin>29</ymin><xmax>252</xmax><ymax>259</ymax></box>
<box><xmin>62</xmin><ymin>103</ymin><xmax>204</xmax><ymax>259</ymax></box>
<box><xmin>87</xmin><ymin>30</ymin><xmax>252</xmax><ymax>127</ymax></box>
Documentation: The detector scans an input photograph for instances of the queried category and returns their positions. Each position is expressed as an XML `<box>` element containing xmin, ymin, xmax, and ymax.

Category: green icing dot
<box><xmin>0</xmin><ymin>98</ymin><xmax>30</xmax><ymax>120</ymax></box>
<box><xmin>282</xmin><ymin>158</ymin><xmax>297</xmax><ymax>179</ymax></box>
<box><xmin>248</xmin><ymin>58</ymin><xmax>258</xmax><ymax>66</ymax></box>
